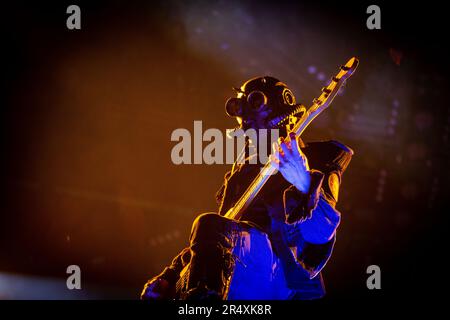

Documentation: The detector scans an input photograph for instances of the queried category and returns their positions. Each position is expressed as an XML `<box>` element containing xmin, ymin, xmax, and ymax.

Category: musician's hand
<box><xmin>270</xmin><ymin>132</ymin><xmax>311</xmax><ymax>193</ymax></box>
<box><xmin>140</xmin><ymin>277</ymin><xmax>174</xmax><ymax>300</ymax></box>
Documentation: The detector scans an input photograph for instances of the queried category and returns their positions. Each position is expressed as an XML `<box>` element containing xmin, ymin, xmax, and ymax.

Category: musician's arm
<box><xmin>283</xmin><ymin>141</ymin><xmax>353</xmax><ymax>278</ymax></box>
<box><xmin>293</xmin><ymin>191</ymin><xmax>341</xmax><ymax>278</ymax></box>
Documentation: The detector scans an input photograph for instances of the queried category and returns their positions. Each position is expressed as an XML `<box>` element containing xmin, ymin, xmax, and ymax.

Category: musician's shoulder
<box><xmin>303</xmin><ymin>140</ymin><xmax>354</xmax><ymax>173</ymax></box>
<box><xmin>304</xmin><ymin>140</ymin><xmax>354</xmax><ymax>156</ymax></box>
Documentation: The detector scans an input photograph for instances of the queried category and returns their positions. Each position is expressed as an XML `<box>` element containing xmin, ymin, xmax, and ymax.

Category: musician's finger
<box><xmin>289</xmin><ymin>133</ymin><xmax>301</xmax><ymax>157</ymax></box>
<box><xmin>285</xmin><ymin>139</ymin><xmax>292</xmax><ymax>150</ymax></box>
<box><xmin>272</xmin><ymin>142</ymin><xmax>279</xmax><ymax>156</ymax></box>
<box><xmin>302</xmin><ymin>153</ymin><xmax>310</xmax><ymax>170</ymax></box>
<box><xmin>279</xmin><ymin>138</ymin><xmax>290</xmax><ymax>156</ymax></box>
<box><xmin>270</xmin><ymin>154</ymin><xmax>280</xmax><ymax>169</ymax></box>
<box><xmin>273</xmin><ymin>142</ymin><xmax>284</xmax><ymax>162</ymax></box>
<box><xmin>273</xmin><ymin>147</ymin><xmax>285</xmax><ymax>163</ymax></box>
<box><xmin>275</xmin><ymin>139</ymin><xmax>285</xmax><ymax>158</ymax></box>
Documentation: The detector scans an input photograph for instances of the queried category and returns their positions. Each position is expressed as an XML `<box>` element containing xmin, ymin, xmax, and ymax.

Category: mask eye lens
<box><xmin>225</xmin><ymin>97</ymin><xmax>243</xmax><ymax>117</ymax></box>
<box><xmin>282</xmin><ymin>88</ymin><xmax>296</xmax><ymax>105</ymax></box>
<box><xmin>247</xmin><ymin>91</ymin><xmax>267</xmax><ymax>110</ymax></box>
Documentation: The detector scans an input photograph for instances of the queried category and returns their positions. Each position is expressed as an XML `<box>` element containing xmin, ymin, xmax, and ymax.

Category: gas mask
<box><xmin>225</xmin><ymin>76</ymin><xmax>305</xmax><ymax>134</ymax></box>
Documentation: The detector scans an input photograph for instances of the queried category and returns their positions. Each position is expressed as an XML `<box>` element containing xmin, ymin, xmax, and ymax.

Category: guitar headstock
<box><xmin>287</xmin><ymin>57</ymin><xmax>359</xmax><ymax>137</ymax></box>
<box><xmin>311</xmin><ymin>57</ymin><xmax>359</xmax><ymax>110</ymax></box>
<box><xmin>339</xmin><ymin>57</ymin><xmax>359</xmax><ymax>80</ymax></box>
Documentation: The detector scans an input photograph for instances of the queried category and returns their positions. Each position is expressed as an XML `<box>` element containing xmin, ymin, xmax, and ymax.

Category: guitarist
<box><xmin>141</xmin><ymin>76</ymin><xmax>353</xmax><ymax>300</ymax></box>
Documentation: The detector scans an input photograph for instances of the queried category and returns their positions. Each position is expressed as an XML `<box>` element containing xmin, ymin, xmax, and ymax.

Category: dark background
<box><xmin>1</xmin><ymin>0</ymin><xmax>448</xmax><ymax>300</ymax></box>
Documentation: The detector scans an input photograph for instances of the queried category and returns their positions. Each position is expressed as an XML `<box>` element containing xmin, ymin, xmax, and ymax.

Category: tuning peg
<box><xmin>313</xmin><ymin>98</ymin><xmax>322</xmax><ymax>105</ymax></box>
